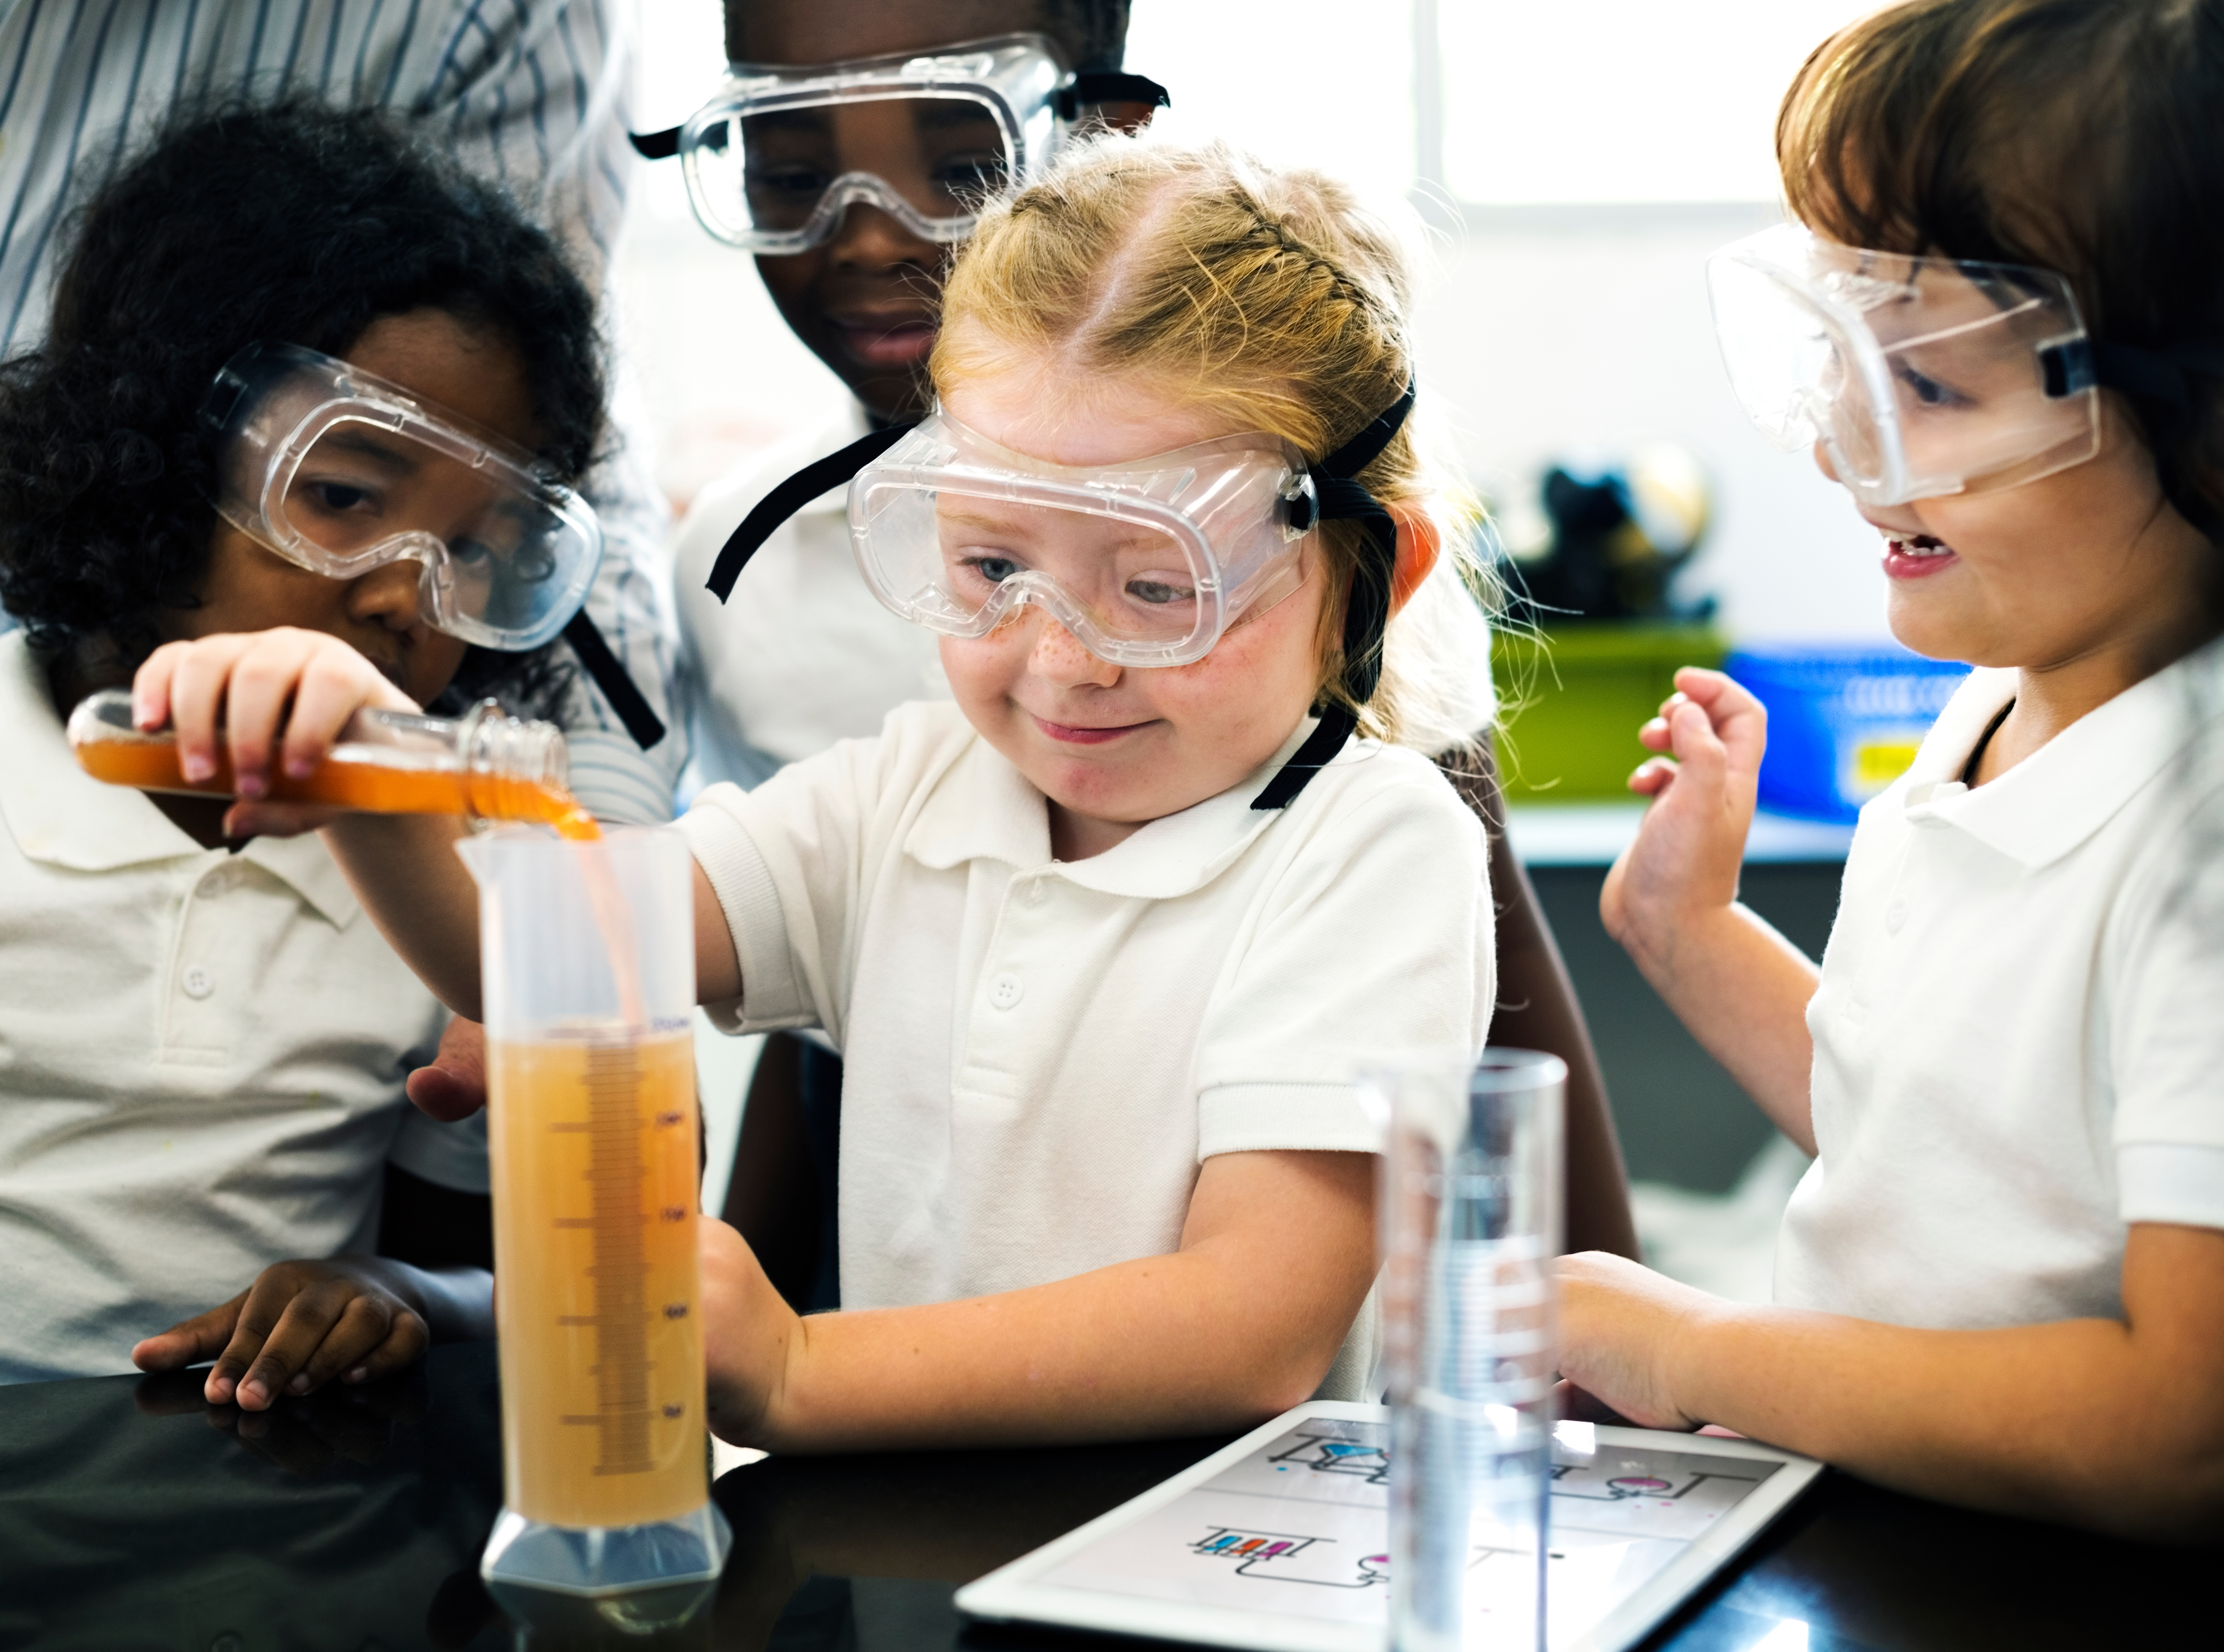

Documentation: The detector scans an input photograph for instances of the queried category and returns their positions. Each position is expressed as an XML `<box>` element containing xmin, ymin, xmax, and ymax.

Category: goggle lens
<box><xmin>690</xmin><ymin>95</ymin><xmax>1015</xmax><ymax>243</ymax></box>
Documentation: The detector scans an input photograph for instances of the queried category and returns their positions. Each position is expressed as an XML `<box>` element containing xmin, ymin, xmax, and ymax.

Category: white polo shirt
<box><xmin>0</xmin><ymin>632</ymin><xmax>469</xmax><ymax>1382</ymax></box>
<box><xmin>679</xmin><ymin>701</ymin><xmax>1494</xmax><ymax>1397</ymax></box>
<box><xmin>1777</xmin><ymin>639</ymin><xmax>2224</xmax><ymax>1329</ymax></box>
<box><xmin>673</xmin><ymin>405</ymin><xmax>948</xmax><ymax>790</ymax></box>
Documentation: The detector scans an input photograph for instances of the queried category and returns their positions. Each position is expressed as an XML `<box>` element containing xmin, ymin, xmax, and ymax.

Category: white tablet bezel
<box><xmin>955</xmin><ymin>1401</ymin><xmax>1824</xmax><ymax>1652</ymax></box>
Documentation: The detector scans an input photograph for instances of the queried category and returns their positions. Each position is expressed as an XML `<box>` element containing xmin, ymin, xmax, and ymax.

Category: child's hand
<box><xmin>131</xmin><ymin>1257</ymin><xmax>434</xmax><ymax>1411</ymax></box>
<box><xmin>1600</xmin><ymin>667</ymin><xmax>1766</xmax><ymax>975</ymax></box>
<box><xmin>407</xmin><ymin>1016</ymin><xmax>490</xmax><ymax>1121</ymax></box>
<box><xmin>1554</xmin><ymin>1251</ymin><xmax>1722</xmax><ymax>1432</ymax></box>
<box><xmin>133</xmin><ymin>627</ymin><xmax>419</xmax><ymax>837</ymax></box>
<box><xmin>699</xmin><ymin>1217</ymin><xmax>804</xmax><ymax>1448</ymax></box>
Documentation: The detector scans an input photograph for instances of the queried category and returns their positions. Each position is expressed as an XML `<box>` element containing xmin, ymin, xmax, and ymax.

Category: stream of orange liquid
<box><xmin>72</xmin><ymin>735</ymin><xmax>601</xmax><ymax>839</ymax></box>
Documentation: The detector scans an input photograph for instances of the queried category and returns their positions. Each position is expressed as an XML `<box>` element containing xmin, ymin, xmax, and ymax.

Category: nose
<box><xmin>346</xmin><ymin>556</ymin><xmax>430</xmax><ymax>633</ymax></box>
<box><xmin>826</xmin><ymin>199</ymin><xmax>943</xmax><ymax>275</ymax></box>
<box><xmin>1811</xmin><ymin>440</ymin><xmax>1841</xmax><ymax>484</ymax></box>
<box><xmin>1025</xmin><ymin>611</ymin><xmax>1121</xmax><ymax>689</ymax></box>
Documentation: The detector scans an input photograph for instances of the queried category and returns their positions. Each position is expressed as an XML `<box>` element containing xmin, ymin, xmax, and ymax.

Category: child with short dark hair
<box><xmin>1562</xmin><ymin>0</ymin><xmax>2224</xmax><ymax>1539</ymax></box>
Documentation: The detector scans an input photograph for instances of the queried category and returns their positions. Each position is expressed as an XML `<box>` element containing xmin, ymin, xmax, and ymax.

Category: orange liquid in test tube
<box><xmin>71</xmin><ymin>735</ymin><xmax>601</xmax><ymax>839</ymax></box>
<box><xmin>488</xmin><ymin>1030</ymin><xmax>705</xmax><ymax>1529</ymax></box>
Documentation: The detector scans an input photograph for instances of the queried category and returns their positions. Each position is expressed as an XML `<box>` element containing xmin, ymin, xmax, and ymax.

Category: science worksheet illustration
<box><xmin>1032</xmin><ymin>1413</ymin><xmax>1790</xmax><ymax>1644</ymax></box>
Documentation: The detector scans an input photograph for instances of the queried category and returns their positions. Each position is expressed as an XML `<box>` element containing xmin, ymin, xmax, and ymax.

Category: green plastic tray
<box><xmin>1490</xmin><ymin>621</ymin><xmax>1728</xmax><ymax>802</ymax></box>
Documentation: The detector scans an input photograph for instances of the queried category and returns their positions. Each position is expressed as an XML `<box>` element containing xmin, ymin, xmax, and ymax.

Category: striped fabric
<box><xmin>0</xmin><ymin>0</ymin><xmax>682</xmax><ymax>824</ymax></box>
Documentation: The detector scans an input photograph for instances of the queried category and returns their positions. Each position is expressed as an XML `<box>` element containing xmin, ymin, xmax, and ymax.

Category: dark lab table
<box><xmin>0</xmin><ymin>1342</ymin><xmax>2202</xmax><ymax>1651</ymax></box>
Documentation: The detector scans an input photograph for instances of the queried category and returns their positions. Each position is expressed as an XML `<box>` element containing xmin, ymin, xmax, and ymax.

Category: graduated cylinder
<box><xmin>460</xmin><ymin>825</ymin><xmax>726</xmax><ymax>1598</ymax></box>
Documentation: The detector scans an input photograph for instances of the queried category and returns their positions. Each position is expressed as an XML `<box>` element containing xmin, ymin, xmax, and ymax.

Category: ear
<box><xmin>1387</xmin><ymin>503</ymin><xmax>1441</xmax><ymax>614</ymax></box>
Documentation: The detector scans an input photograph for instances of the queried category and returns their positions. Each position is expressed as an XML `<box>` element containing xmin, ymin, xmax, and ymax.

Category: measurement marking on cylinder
<box><xmin>562</xmin><ymin>1040</ymin><xmax>655</xmax><ymax>1476</ymax></box>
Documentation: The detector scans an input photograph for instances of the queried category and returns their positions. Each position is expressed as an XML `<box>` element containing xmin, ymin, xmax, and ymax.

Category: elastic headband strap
<box><xmin>705</xmin><ymin>423</ymin><xmax>916</xmax><ymax>601</ymax></box>
<box><xmin>563</xmin><ymin>610</ymin><xmax>668</xmax><ymax>750</ymax></box>
<box><xmin>1055</xmin><ymin>72</ymin><xmax>1171</xmax><ymax>120</ymax></box>
<box><xmin>2092</xmin><ymin>341</ymin><xmax>2224</xmax><ymax>409</ymax></box>
<box><xmin>1251</xmin><ymin>381</ymin><xmax>1416</xmax><ymax>810</ymax></box>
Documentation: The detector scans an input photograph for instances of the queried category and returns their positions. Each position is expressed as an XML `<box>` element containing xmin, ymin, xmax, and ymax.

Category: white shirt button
<box><xmin>988</xmin><ymin>971</ymin><xmax>1025</xmax><ymax>1010</ymax></box>
<box><xmin>203</xmin><ymin>865</ymin><xmax>237</xmax><ymax>895</ymax></box>
<box><xmin>1884</xmin><ymin>900</ymin><xmax>1908</xmax><ymax>935</ymax></box>
<box><xmin>1025</xmin><ymin>878</ymin><xmax>1048</xmax><ymax>905</ymax></box>
<box><xmin>181</xmin><ymin>965</ymin><xmax>215</xmax><ymax>999</ymax></box>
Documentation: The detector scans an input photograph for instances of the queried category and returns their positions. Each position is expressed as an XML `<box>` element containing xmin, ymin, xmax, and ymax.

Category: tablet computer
<box><xmin>955</xmin><ymin>1402</ymin><xmax>1823</xmax><ymax>1652</ymax></box>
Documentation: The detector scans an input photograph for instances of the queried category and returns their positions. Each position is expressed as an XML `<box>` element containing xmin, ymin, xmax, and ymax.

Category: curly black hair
<box><xmin>0</xmin><ymin>99</ymin><xmax>607</xmax><ymax>715</ymax></box>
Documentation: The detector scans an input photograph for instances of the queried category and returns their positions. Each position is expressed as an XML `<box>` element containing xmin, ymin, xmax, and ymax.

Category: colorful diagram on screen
<box><xmin>1039</xmin><ymin>1415</ymin><xmax>1788</xmax><ymax>1634</ymax></box>
<box><xmin>1188</xmin><ymin>1527</ymin><xmax>1389</xmax><ymax>1589</ymax></box>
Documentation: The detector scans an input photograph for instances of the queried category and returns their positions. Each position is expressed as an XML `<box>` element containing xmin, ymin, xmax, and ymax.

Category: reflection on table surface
<box><xmin>0</xmin><ymin>1341</ymin><xmax>2205</xmax><ymax>1651</ymax></box>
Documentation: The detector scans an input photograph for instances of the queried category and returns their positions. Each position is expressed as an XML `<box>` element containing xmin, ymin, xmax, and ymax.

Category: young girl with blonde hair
<box><xmin>131</xmin><ymin>136</ymin><xmax>1502</xmax><ymax>1446</ymax></box>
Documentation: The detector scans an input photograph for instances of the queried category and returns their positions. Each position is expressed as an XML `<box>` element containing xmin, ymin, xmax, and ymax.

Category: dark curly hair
<box><xmin>0</xmin><ymin>99</ymin><xmax>607</xmax><ymax>715</ymax></box>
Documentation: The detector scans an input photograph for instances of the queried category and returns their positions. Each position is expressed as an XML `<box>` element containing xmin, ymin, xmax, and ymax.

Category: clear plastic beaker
<box><xmin>458</xmin><ymin>826</ymin><xmax>731</xmax><ymax>1602</ymax></box>
<box><xmin>1372</xmin><ymin>1049</ymin><xmax>1566</xmax><ymax>1652</ymax></box>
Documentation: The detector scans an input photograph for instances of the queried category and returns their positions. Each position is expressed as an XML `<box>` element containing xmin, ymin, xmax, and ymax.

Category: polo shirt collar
<box><xmin>904</xmin><ymin>713</ymin><xmax>1333</xmax><ymax>898</ymax></box>
<box><xmin>1901</xmin><ymin>637</ymin><xmax>2224</xmax><ymax>870</ymax></box>
<box><xmin>0</xmin><ymin>631</ymin><xmax>360</xmax><ymax>926</ymax></box>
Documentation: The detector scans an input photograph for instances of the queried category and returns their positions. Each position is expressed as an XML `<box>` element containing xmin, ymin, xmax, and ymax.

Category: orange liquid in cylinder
<box><xmin>72</xmin><ymin>736</ymin><xmax>600</xmax><ymax>839</ymax></box>
<box><xmin>488</xmin><ymin>1030</ymin><xmax>705</xmax><ymax>1529</ymax></box>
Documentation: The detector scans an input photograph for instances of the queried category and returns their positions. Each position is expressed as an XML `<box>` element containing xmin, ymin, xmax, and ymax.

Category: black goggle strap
<box><xmin>1054</xmin><ymin>71</ymin><xmax>1171</xmax><ymax>120</ymax></box>
<box><xmin>1250</xmin><ymin>379</ymin><xmax>1417</xmax><ymax>812</ymax></box>
<box><xmin>632</xmin><ymin>69</ymin><xmax>1168</xmax><ymax>162</ymax></box>
<box><xmin>704</xmin><ymin>422</ymin><xmax>918</xmax><ymax>602</ymax></box>
<box><xmin>562</xmin><ymin>609</ymin><xmax>668</xmax><ymax>751</ymax></box>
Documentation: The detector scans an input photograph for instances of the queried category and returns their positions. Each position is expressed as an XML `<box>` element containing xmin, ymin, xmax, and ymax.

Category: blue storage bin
<box><xmin>1724</xmin><ymin>645</ymin><xmax>1974</xmax><ymax>823</ymax></box>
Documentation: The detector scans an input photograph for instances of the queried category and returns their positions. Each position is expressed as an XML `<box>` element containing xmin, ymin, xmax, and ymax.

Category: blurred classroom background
<box><xmin>623</xmin><ymin>1</ymin><xmax>1909</xmax><ymax>1298</ymax></box>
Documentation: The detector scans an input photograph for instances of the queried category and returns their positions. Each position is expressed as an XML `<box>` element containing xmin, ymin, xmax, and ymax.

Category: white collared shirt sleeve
<box><xmin>2109</xmin><ymin>766</ymin><xmax>2224</xmax><ymax>1229</ymax></box>
<box><xmin>1194</xmin><ymin>765</ymin><xmax>1493</xmax><ymax>1157</ymax></box>
<box><xmin>677</xmin><ymin>705</ymin><xmax>968</xmax><ymax>1043</ymax></box>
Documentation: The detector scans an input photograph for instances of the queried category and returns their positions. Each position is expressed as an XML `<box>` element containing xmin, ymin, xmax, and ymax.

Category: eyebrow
<box><xmin>315</xmin><ymin>430</ymin><xmax>421</xmax><ymax>476</ymax></box>
<box><xmin>941</xmin><ymin>508</ymin><xmax>1173</xmax><ymax>558</ymax></box>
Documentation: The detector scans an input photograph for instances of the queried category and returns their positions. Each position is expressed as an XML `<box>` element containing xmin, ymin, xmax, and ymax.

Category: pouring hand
<box><xmin>132</xmin><ymin>628</ymin><xmax>417</xmax><ymax>837</ymax></box>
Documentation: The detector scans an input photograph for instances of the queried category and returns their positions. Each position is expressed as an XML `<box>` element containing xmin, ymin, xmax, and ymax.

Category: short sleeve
<box><xmin>677</xmin><ymin>716</ymin><xmax>926</xmax><ymax>1042</ymax></box>
<box><xmin>2111</xmin><ymin>776</ymin><xmax>2224</xmax><ymax>1228</ymax></box>
<box><xmin>1192</xmin><ymin>757</ymin><xmax>1493</xmax><ymax>1158</ymax></box>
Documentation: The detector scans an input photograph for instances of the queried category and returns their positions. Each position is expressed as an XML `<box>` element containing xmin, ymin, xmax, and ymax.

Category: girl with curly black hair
<box><xmin>0</xmin><ymin>100</ymin><xmax>608</xmax><ymax>1393</ymax></box>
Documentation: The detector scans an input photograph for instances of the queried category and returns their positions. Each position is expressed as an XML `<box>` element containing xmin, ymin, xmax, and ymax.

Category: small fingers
<box><xmin>1627</xmin><ymin>757</ymin><xmax>1676</xmax><ymax>796</ymax></box>
<box><xmin>222</xmin><ymin>801</ymin><xmax>350</xmax><ymax>840</ymax></box>
<box><xmin>156</xmin><ymin>635</ymin><xmax>257</xmax><ymax>785</ymax></box>
<box><xmin>280</xmin><ymin>641</ymin><xmax>416</xmax><ymax>782</ymax></box>
<box><xmin>291</xmin><ymin>1296</ymin><xmax>417</xmax><ymax>1396</ymax></box>
<box><xmin>340</xmin><ymin>1308</ymin><xmax>429</xmax><ymax>1388</ymax></box>
<box><xmin>131</xmin><ymin>1293</ymin><xmax>247</xmax><ymax>1373</ymax></box>
<box><xmin>224</xmin><ymin>630</ymin><xmax>332</xmax><ymax>799</ymax></box>
<box><xmin>208</xmin><ymin>1270</ymin><xmax>336</xmax><ymax>1408</ymax></box>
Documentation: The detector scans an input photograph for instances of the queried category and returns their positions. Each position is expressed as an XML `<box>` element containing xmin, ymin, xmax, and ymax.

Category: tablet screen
<box><xmin>1035</xmin><ymin>1415</ymin><xmax>1786</xmax><ymax>1638</ymax></box>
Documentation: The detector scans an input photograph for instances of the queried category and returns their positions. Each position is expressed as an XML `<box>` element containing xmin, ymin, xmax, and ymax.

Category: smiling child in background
<box><xmin>1559</xmin><ymin>0</ymin><xmax>2224</xmax><ymax>1539</ymax></box>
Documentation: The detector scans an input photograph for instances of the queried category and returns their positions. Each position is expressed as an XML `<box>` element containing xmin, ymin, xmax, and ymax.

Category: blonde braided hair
<box><xmin>932</xmin><ymin>136</ymin><xmax>1493</xmax><ymax>752</ymax></box>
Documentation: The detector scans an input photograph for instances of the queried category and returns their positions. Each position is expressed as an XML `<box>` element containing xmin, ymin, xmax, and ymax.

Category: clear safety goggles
<box><xmin>632</xmin><ymin>34</ymin><xmax>1167</xmax><ymax>256</ymax></box>
<box><xmin>1706</xmin><ymin>225</ymin><xmax>2102</xmax><ymax>505</ymax></box>
<box><xmin>849</xmin><ymin>412</ymin><xmax>1324</xmax><ymax>668</ymax></box>
<box><xmin>202</xmin><ymin>342</ymin><xmax>603</xmax><ymax>652</ymax></box>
